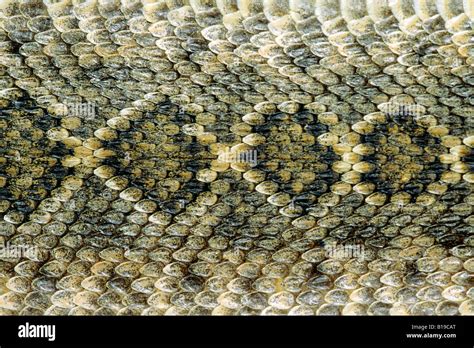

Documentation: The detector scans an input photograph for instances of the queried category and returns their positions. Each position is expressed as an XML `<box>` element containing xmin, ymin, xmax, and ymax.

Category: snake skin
<box><xmin>0</xmin><ymin>0</ymin><xmax>473</xmax><ymax>316</ymax></box>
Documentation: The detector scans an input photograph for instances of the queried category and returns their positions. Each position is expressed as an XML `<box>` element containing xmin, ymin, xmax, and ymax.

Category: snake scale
<box><xmin>0</xmin><ymin>0</ymin><xmax>473</xmax><ymax>316</ymax></box>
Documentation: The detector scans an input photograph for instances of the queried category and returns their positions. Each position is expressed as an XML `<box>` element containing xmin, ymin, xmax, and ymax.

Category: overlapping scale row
<box><xmin>0</xmin><ymin>0</ymin><xmax>472</xmax><ymax>315</ymax></box>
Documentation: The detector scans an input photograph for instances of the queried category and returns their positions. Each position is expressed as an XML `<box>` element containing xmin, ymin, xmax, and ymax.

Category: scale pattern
<box><xmin>0</xmin><ymin>0</ymin><xmax>473</xmax><ymax>316</ymax></box>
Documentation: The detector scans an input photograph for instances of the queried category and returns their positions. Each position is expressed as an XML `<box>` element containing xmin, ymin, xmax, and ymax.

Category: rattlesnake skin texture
<box><xmin>0</xmin><ymin>0</ymin><xmax>473</xmax><ymax>316</ymax></box>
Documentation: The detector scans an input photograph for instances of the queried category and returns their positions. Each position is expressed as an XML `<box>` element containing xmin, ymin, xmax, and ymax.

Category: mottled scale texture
<box><xmin>0</xmin><ymin>0</ymin><xmax>473</xmax><ymax>316</ymax></box>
